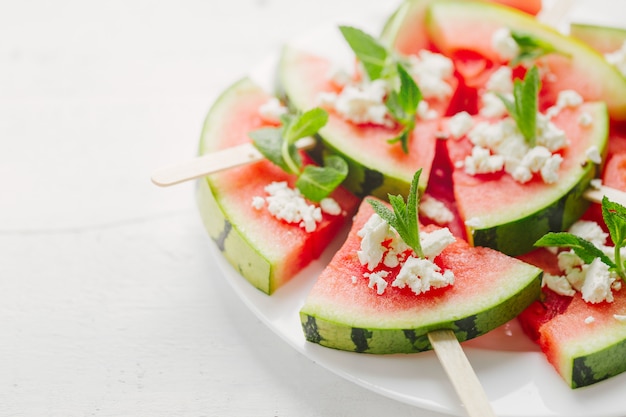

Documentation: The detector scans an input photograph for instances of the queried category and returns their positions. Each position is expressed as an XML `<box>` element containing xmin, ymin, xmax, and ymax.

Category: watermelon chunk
<box><xmin>445</xmin><ymin>102</ymin><xmax>608</xmax><ymax>256</ymax></box>
<box><xmin>300</xmin><ymin>199</ymin><xmax>542</xmax><ymax>354</ymax></box>
<box><xmin>196</xmin><ymin>78</ymin><xmax>359</xmax><ymax>294</ymax></box>
<box><xmin>424</xmin><ymin>0</ymin><xmax>626</xmax><ymax>121</ymax></box>
<box><xmin>279</xmin><ymin>44</ymin><xmax>447</xmax><ymax>199</ymax></box>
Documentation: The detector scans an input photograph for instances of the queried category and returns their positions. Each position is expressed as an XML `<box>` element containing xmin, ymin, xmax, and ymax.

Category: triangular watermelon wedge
<box><xmin>300</xmin><ymin>198</ymin><xmax>542</xmax><ymax>354</ymax></box>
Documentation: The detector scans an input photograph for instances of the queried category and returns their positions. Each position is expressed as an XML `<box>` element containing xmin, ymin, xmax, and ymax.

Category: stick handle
<box><xmin>428</xmin><ymin>330</ymin><xmax>496</xmax><ymax>417</ymax></box>
<box><xmin>151</xmin><ymin>137</ymin><xmax>316</xmax><ymax>187</ymax></box>
<box><xmin>584</xmin><ymin>185</ymin><xmax>626</xmax><ymax>206</ymax></box>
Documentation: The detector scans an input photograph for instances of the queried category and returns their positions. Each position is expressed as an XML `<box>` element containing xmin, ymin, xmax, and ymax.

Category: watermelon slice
<box><xmin>196</xmin><ymin>77</ymin><xmax>359</xmax><ymax>294</ymax></box>
<box><xmin>570</xmin><ymin>22</ymin><xmax>626</xmax><ymax>56</ymax></box>
<box><xmin>300</xmin><ymin>198</ymin><xmax>542</xmax><ymax>354</ymax></box>
<box><xmin>279</xmin><ymin>44</ymin><xmax>444</xmax><ymax>199</ymax></box>
<box><xmin>518</xmin><ymin>249</ymin><xmax>626</xmax><ymax>388</ymax></box>
<box><xmin>445</xmin><ymin>102</ymin><xmax>609</xmax><ymax>255</ymax></box>
<box><xmin>424</xmin><ymin>0</ymin><xmax>626</xmax><ymax>121</ymax></box>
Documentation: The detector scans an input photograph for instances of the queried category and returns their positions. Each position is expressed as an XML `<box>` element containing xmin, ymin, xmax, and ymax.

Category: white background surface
<box><xmin>0</xmin><ymin>1</ymin><xmax>448</xmax><ymax>416</ymax></box>
<box><xmin>0</xmin><ymin>1</ymin><xmax>621</xmax><ymax>417</ymax></box>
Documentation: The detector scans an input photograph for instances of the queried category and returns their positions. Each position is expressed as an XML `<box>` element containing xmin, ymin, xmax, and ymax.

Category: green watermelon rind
<box><xmin>568</xmin><ymin>329</ymin><xmax>626</xmax><ymax>388</ymax></box>
<box><xmin>196</xmin><ymin>78</ymin><xmax>275</xmax><ymax>294</ymax></box>
<box><xmin>465</xmin><ymin>102</ymin><xmax>608</xmax><ymax>256</ymax></box>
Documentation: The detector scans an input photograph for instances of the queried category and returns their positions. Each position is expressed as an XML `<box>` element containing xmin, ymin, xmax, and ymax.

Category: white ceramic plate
<box><xmin>210</xmin><ymin>2</ymin><xmax>626</xmax><ymax>416</ymax></box>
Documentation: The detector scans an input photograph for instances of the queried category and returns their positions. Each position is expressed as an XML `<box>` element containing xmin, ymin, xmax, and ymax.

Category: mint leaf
<box><xmin>498</xmin><ymin>65</ymin><xmax>539</xmax><ymax>147</ymax></box>
<box><xmin>534</xmin><ymin>232</ymin><xmax>615</xmax><ymax>268</ymax></box>
<box><xmin>249</xmin><ymin>127</ymin><xmax>298</xmax><ymax>174</ymax></box>
<box><xmin>250</xmin><ymin>106</ymin><xmax>349</xmax><ymax>202</ymax></box>
<box><xmin>296</xmin><ymin>155</ymin><xmax>348</xmax><ymax>202</ymax></box>
<box><xmin>510</xmin><ymin>31</ymin><xmax>562</xmax><ymax>66</ymax></box>
<box><xmin>339</xmin><ymin>26</ymin><xmax>388</xmax><ymax>81</ymax></box>
<box><xmin>385</xmin><ymin>64</ymin><xmax>421</xmax><ymax>154</ymax></box>
<box><xmin>283</xmin><ymin>107</ymin><xmax>329</xmax><ymax>143</ymax></box>
<box><xmin>387</xmin><ymin>127</ymin><xmax>411</xmax><ymax>154</ymax></box>
<box><xmin>602</xmin><ymin>196</ymin><xmax>626</xmax><ymax>278</ymax></box>
<box><xmin>367</xmin><ymin>169</ymin><xmax>424</xmax><ymax>257</ymax></box>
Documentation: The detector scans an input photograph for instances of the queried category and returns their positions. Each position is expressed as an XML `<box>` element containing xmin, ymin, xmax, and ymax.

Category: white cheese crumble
<box><xmin>614</xmin><ymin>314</ymin><xmax>626</xmax><ymax>322</ymax></box>
<box><xmin>584</xmin><ymin>316</ymin><xmax>595</xmax><ymax>324</ymax></box>
<box><xmin>605</xmin><ymin>40</ymin><xmax>626</xmax><ymax>77</ymax></box>
<box><xmin>586</xmin><ymin>145</ymin><xmax>602</xmax><ymax>165</ymax></box>
<box><xmin>392</xmin><ymin>256</ymin><xmax>455</xmax><ymax>296</ymax></box>
<box><xmin>251</xmin><ymin>181</ymin><xmax>340</xmax><ymax>233</ymax></box>
<box><xmin>258</xmin><ymin>97</ymin><xmax>288</xmax><ymax>123</ymax></box>
<box><xmin>579</xmin><ymin>112</ymin><xmax>593</xmax><ymax>127</ymax></box>
<box><xmin>447</xmin><ymin>111</ymin><xmax>474</xmax><ymax>139</ymax></box>
<box><xmin>542</xmin><ymin>219</ymin><xmax>622</xmax><ymax>304</ymax></box>
<box><xmin>406</xmin><ymin>50</ymin><xmax>455</xmax><ymax>100</ymax></box>
<box><xmin>365</xmin><ymin>271</ymin><xmax>389</xmax><ymax>295</ymax></box>
<box><xmin>479</xmin><ymin>92</ymin><xmax>510</xmax><ymax>118</ymax></box>
<box><xmin>420</xmin><ymin>195</ymin><xmax>455</xmax><ymax>225</ymax></box>
<box><xmin>317</xmin><ymin>79</ymin><xmax>394</xmax><ymax>127</ymax></box>
<box><xmin>491</xmin><ymin>27</ymin><xmax>520</xmax><ymax>61</ymax></box>
<box><xmin>355</xmin><ymin>212</ymin><xmax>456</xmax><ymax>296</ymax></box>
<box><xmin>486</xmin><ymin>66</ymin><xmax>514</xmax><ymax>93</ymax></box>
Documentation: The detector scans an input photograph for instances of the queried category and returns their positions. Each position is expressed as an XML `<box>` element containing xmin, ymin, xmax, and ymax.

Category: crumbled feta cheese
<box><xmin>586</xmin><ymin>145</ymin><xmax>602</xmax><ymax>164</ymax></box>
<box><xmin>581</xmin><ymin>258</ymin><xmax>615</xmax><ymax>304</ymax></box>
<box><xmin>464</xmin><ymin>146</ymin><xmax>504</xmax><ymax>175</ymax></box>
<box><xmin>542</xmin><ymin>273</ymin><xmax>576</xmax><ymax>297</ymax></box>
<box><xmin>539</xmin><ymin>153</ymin><xmax>563</xmax><ymax>184</ymax></box>
<box><xmin>492</xmin><ymin>27</ymin><xmax>520</xmax><ymax>61</ymax></box>
<box><xmin>465</xmin><ymin>217</ymin><xmax>483</xmax><ymax>228</ymax></box>
<box><xmin>447</xmin><ymin>111</ymin><xmax>474</xmax><ymax>139</ymax></box>
<box><xmin>614</xmin><ymin>314</ymin><xmax>626</xmax><ymax>322</ymax></box>
<box><xmin>407</xmin><ymin>50</ymin><xmax>454</xmax><ymax>100</ymax></box>
<box><xmin>605</xmin><ymin>40</ymin><xmax>626</xmax><ymax>76</ymax></box>
<box><xmin>392</xmin><ymin>256</ymin><xmax>455</xmax><ymax>296</ymax></box>
<box><xmin>318</xmin><ymin>79</ymin><xmax>394</xmax><ymax>127</ymax></box>
<box><xmin>557</xmin><ymin>90</ymin><xmax>584</xmax><ymax>109</ymax></box>
<box><xmin>351</xmin><ymin>275</ymin><xmax>358</xmax><ymax>284</ymax></box>
<box><xmin>479</xmin><ymin>92</ymin><xmax>510</xmax><ymax>118</ymax></box>
<box><xmin>357</xmin><ymin>213</ymin><xmax>392</xmax><ymax>271</ymax></box>
<box><xmin>365</xmin><ymin>270</ymin><xmax>390</xmax><ymax>295</ymax></box>
<box><xmin>417</xmin><ymin>100</ymin><xmax>439</xmax><ymax>120</ymax></box>
<box><xmin>584</xmin><ymin>316</ymin><xmax>595</xmax><ymax>324</ymax></box>
<box><xmin>326</xmin><ymin>64</ymin><xmax>352</xmax><ymax>87</ymax></box>
<box><xmin>258</xmin><ymin>97</ymin><xmax>288</xmax><ymax>123</ymax></box>
<box><xmin>254</xmin><ymin>181</ymin><xmax>323</xmax><ymax>233</ymax></box>
<box><xmin>486</xmin><ymin>66</ymin><xmax>514</xmax><ymax>93</ymax></box>
<box><xmin>320</xmin><ymin>197</ymin><xmax>342</xmax><ymax>216</ymax></box>
<box><xmin>536</xmin><ymin>114</ymin><xmax>568</xmax><ymax>152</ymax></box>
<box><xmin>569</xmin><ymin>220</ymin><xmax>608</xmax><ymax>248</ymax></box>
<box><xmin>420</xmin><ymin>195</ymin><xmax>455</xmax><ymax>225</ymax></box>
<box><xmin>421</xmin><ymin>228</ymin><xmax>456</xmax><ymax>259</ymax></box>
<box><xmin>251</xmin><ymin>196</ymin><xmax>265</xmax><ymax>210</ymax></box>
<box><xmin>579</xmin><ymin>112</ymin><xmax>593</xmax><ymax>127</ymax></box>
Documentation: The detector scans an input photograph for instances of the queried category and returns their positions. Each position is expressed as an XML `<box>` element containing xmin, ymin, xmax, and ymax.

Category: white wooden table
<box><xmin>0</xmin><ymin>1</ymin><xmax>450</xmax><ymax>416</ymax></box>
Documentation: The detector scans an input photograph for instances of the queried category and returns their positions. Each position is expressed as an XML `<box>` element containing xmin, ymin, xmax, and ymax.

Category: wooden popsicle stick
<box><xmin>584</xmin><ymin>184</ymin><xmax>626</xmax><ymax>206</ymax></box>
<box><xmin>150</xmin><ymin>136</ymin><xmax>316</xmax><ymax>187</ymax></box>
<box><xmin>428</xmin><ymin>330</ymin><xmax>497</xmax><ymax>417</ymax></box>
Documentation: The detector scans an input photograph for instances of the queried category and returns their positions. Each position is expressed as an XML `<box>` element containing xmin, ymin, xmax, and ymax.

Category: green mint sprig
<box><xmin>249</xmin><ymin>107</ymin><xmax>348</xmax><ymax>202</ymax></box>
<box><xmin>534</xmin><ymin>196</ymin><xmax>626</xmax><ymax>281</ymax></box>
<box><xmin>338</xmin><ymin>25</ymin><xmax>422</xmax><ymax>154</ymax></box>
<box><xmin>510</xmin><ymin>30</ymin><xmax>564</xmax><ymax>66</ymax></box>
<box><xmin>497</xmin><ymin>65</ymin><xmax>540</xmax><ymax>147</ymax></box>
<box><xmin>367</xmin><ymin>169</ymin><xmax>424</xmax><ymax>258</ymax></box>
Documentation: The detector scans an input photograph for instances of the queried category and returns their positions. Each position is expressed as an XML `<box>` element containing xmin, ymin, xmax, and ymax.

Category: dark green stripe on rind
<box><xmin>299</xmin><ymin>271</ymin><xmax>541</xmax><ymax>354</ymax></box>
<box><xmin>470</xmin><ymin>168</ymin><xmax>597</xmax><ymax>256</ymax></box>
<box><xmin>197</xmin><ymin>177</ymin><xmax>273</xmax><ymax>294</ymax></box>
<box><xmin>570</xmin><ymin>337</ymin><xmax>626</xmax><ymax>388</ymax></box>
